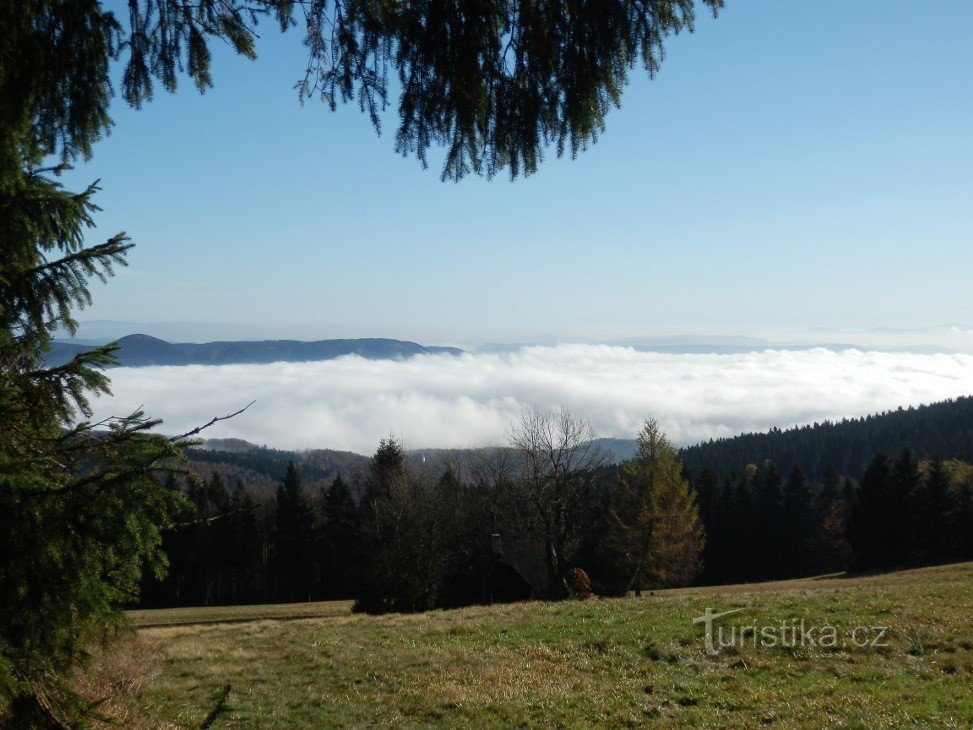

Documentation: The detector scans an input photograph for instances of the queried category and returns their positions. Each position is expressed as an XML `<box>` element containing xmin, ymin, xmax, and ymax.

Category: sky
<box><xmin>65</xmin><ymin>0</ymin><xmax>973</xmax><ymax>347</ymax></box>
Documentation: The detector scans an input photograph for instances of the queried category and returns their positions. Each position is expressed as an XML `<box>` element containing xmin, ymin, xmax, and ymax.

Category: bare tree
<box><xmin>505</xmin><ymin>408</ymin><xmax>607</xmax><ymax>598</ymax></box>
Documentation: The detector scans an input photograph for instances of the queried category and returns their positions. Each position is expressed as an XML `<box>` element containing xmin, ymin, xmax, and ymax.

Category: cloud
<box><xmin>88</xmin><ymin>346</ymin><xmax>973</xmax><ymax>453</ymax></box>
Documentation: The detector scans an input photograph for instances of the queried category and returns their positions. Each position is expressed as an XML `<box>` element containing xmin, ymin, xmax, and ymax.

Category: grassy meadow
<box><xmin>89</xmin><ymin>563</ymin><xmax>973</xmax><ymax>727</ymax></box>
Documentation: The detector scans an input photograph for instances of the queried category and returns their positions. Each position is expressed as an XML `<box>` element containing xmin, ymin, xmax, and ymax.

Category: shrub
<box><xmin>566</xmin><ymin>568</ymin><xmax>593</xmax><ymax>600</ymax></box>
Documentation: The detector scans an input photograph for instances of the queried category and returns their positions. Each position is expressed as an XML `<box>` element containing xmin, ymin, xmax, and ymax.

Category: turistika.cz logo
<box><xmin>692</xmin><ymin>607</ymin><xmax>891</xmax><ymax>657</ymax></box>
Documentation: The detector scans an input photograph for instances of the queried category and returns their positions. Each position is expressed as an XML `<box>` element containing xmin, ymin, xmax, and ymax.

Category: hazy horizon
<box><xmin>61</xmin><ymin>318</ymin><xmax>973</xmax><ymax>355</ymax></box>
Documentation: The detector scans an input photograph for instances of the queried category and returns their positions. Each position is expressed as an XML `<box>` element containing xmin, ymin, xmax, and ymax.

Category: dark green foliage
<box><xmin>140</xmin><ymin>472</ymin><xmax>267</xmax><ymax>608</ymax></box>
<box><xmin>892</xmin><ymin>448</ymin><xmax>923</xmax><ymax>557</ymax></box>
<box><xmin>355</xmin><ymin>440</ymin><xmax>461</xmax><ymax>613</ymax></box>
<box><xmin>571</xmin><ymin>464</ymin><xmax>631</xmax><ymax>597</ymax></box>
<box><xmin>354</xmin><ymin>439</ymin><xmax>532</xmax><ymax>614</ymax></box>
<box><xmin>753</xmin><ymin>461</ymin><xmax>786</xmax><ymax>578</ymax></box>
<box><xmin>781</xmin><ymin>466</ymin><xmax>815</xmax><ymax>576</ymax></box>
<box><xmin>692</xmin><ymin>445</ymin><xmax>972</xmax><ymax>584</ymax></box>
<box><xmin>227</xmin><ymin>479</ymin><xmax>264</xmax><ymax>602</ymax></box>
<box><xmin>820</xmin><ymin>462</ymin><xmax>842</xmax><ymax>504</ymax></box>
<box><xmin>0</xmin><ymin>155</ymin><xmax>187</xmax><ymax>723</ymax></box>
<box><xmin>847</xmin><ymin>451</ymin><xmax>915</xmax><ymax>569</ymax></box>
<box><xmin>691</xmin><ymin>460</ymin><xmax>843</xmax><ymax>584</ymax></box>
<box><xmin>843</xmin><ymin>448</ymin><xmax>973</xmax><ymax>569</ymax></box>
<box><xmin>914</xmin><ymin>459</ymin><xmax>960</xmax><ymax>564</ymax></box>
<box><xmin>0</xmin><ymin>54</ymin><xmax>189</xmax><ymax>714</ymax></box>
<box><xmin>272</xmin><ymin>463</ymin><xmax>315</xmax><ymax>602</ymax></box>
<box><xmin>813</xmin><ymin>462</ymin><xmax>853</xmax><ymax>572</ymax></box>
<box><xmin>682</xmin><ymin>398</ymin><xmax>973</xmax><ymax>482</ymax></box>
<box><xmin>952</xmin><ymin>483</ymin><xmax>973</xmax><ymax>559</ymax></box>
<box><xmin>318</xmin><ymin>476</ymin><xmax>362</xmax><ymax>600</ymax></box>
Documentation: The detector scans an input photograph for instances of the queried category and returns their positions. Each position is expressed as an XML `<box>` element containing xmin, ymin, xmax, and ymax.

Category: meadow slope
<box><xmin>97</xmin><ymin>563</ymin><xmax>973</xmax><ymax>727</ymax></box>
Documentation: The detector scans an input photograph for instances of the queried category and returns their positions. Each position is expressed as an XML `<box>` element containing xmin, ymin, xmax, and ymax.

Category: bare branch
<box><xmin>170</xmin><ymin>400</ymin><xmax>255</xmax><ymax>441</ymax></box>
<box><xmin>167</xmin><ymin>504</ymin><xmax>255</xmax><ymax>531</ymax></box>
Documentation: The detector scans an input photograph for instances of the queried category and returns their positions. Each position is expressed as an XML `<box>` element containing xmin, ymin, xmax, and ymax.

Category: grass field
<box><xmin>92</xmin><ymin>562</ymin><xmax>973</xmax><ymax>727</ymax></box>
<box><xmin>127</xmin><ymin>600</ymin><xmax>355</xmax><ymax>629</ymax></box>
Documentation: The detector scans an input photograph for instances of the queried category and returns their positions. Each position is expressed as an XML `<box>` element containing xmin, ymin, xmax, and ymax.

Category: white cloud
<box><xmin>88</xmin><ymin>346</ymin><xmax>973</xmax><ymax>453</ymax></box>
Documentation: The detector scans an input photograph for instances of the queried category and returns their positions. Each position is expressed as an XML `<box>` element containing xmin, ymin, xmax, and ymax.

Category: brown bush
<box><xmin>566</xmin><ymin>568</ymin><xmax>593</xmax><ymax>600</ymax></box>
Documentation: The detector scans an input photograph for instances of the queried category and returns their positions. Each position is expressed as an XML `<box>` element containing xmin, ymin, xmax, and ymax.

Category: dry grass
<box><xmin>95</xmin><ymin>562</ymin><xmax>973</xmax><ymax>727</ymax></box>
<box><xmin>73</xmin><ymin>632</ymin><xmax>167</xmax><ymax>728</ymax></box>
<box><xmin>127</xmin><ymin>600</ymin><xmax>355</xmax><ymax>629</ymax></box>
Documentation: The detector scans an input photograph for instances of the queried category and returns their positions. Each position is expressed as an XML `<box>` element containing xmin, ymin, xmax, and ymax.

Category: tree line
<box><xmin>691</xmin><ymin>451</ymin><xmax>973</xmax><ymax>584</ymax></box>
<box><xmin>140</xmin><ymin>413</ymin><xmax>973</xmax><ymax>614</ymax></box>
<box><xmin>682</xmin><ymin>396</ymin><xmax>973</xmax><ymax>481</ymax></box>
<box><xmin>140</xmin><ymin>413</ymin><xmax>705</xmax><ymax>610</ymax></box>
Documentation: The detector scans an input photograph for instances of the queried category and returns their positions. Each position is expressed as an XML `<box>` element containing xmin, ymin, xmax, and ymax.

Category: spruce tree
<box><xmin>814</xmin><ymin>462</ymin><xmax>852</xmax><ymax>572</ymax></box>
<box><xmin>272</xmin><ymin>463</ymin><xmax>315</xmax><ymax>602</ymax></box>
<box><xmin>781</xmin><ymin>465</ymin><xmax>815</xmax><ymax>576</ymax></box>
<box><xmin>843</xmin><ymin>477</ymin><xmax>858</xmax><ymax>505</ymax></box>
<box><xmin>725</xmin><ymin>470</ymin><xmax>756</xmax><ymax>581</ymax></box>
<box><xmin>692</xmin><ymin>468</ymin><xmax>726</xmax><ymax>583</ymax></box>
<box><xmin>205</xmin><ymin>472</ymin><xmax>234</xmax><ymax>603</ymax></box>
<box><xmin>847</xmin><ymin>453</ymin><xmax>899</xmax><ymax>568</ymax></box>
<box><xmin>917</xmin><ymin>459</ymin><xmax>956</xmax><ymax>563</ymax></box>
<box><xmin>207</xmin><ymin>470</ymin><xmax>230</xmax><ymax>512</ymax></box>
<box><xmin>0</xmin><ymin>153</ymin><xmax>190</xmax><ymax>720</ymax></box>
<box><xmin>228</xmin><ymin>479</ymin><xmax>262</xmax><ymax>603</ymax></box>
<box><xmin>753</xmin><ymin>461</ymin><xmax>786</xmax><ymax>578</ymax></box>
<box><xmin>820</xmin><ymin>462</ymin><xmax>842</xmax><ymax>505</ymax></box>
<box><xmin>356</xmin><ymin>438</ymin><xmax>414</xmax><ymax>613</ymax></box>
<box><xmin>318</xmin><ymin>476</ymin><xmax>361</xmax><ymax>600</ymax></box>
<box><xmin>952</xmin><ymin>482</ymin><xmax>973</xmax><ymax>560</ymax></box>
<box><xmin>891</xmin><ymin>447</ymin><xmax>922</xmax><ymax>563</ymax></box>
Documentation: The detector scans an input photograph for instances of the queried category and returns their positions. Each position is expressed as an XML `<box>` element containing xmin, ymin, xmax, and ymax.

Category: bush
<box><xmin>566</xmin><ymin>568</ymin><xmax>593</xmax><ymax>600</ymax></box>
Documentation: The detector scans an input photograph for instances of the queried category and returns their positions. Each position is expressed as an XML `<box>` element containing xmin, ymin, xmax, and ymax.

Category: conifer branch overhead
<box><xmin>3</xmin><ymin>0</ymin><xmax>721</xmax><ymax>181</ymax></box>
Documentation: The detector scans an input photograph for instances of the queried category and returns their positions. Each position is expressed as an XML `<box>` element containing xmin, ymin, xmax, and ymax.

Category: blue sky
<box><xmin>67</xmin><ymin>0</ymin><xmax>973</xmax><ymax>345</ymax></box>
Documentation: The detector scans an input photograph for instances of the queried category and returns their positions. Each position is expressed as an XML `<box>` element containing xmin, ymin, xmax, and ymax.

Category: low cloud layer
<box><xmin>88</xmin><ymin>346</ymin><xmax>973</xmax><ymax>453</ymax></box>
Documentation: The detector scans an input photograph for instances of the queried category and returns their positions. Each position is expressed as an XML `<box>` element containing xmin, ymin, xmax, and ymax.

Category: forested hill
<box><xmin>187</xmin><ymin>396</ymin><xmax>973</xmax><ymax>494</ymax></box>
<box><xmin>680</xmin><ymin>396</ymin><xmax>973</xmax><ymax>481</ymax></box>
<box><xmin>185</xmin><ymin>441</ymin><xmax>370</xmax><ymax>500</ymax></box>
<box><xmin>47</xmin><ymin>334</ymin><xmax>464</xmax><ymax>367</ymax></box>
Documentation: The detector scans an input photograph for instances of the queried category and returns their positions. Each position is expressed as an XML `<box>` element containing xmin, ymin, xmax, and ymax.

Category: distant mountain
<box><xmin>46</xmin><ymin>334</ymin><xmax>464</xmax><ymax>367</ymax></box>
<box><xmin>590</xmin><ymin>437</ymin><xmax>638</xmax><ymax>463</ymax></box>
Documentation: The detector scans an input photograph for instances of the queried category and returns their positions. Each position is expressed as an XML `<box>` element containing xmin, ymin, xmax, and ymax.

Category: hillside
<box><xmin>680</xmin><ymin>396</ymin><xmax>973</xmax><ymax>481</ymax></box>
<box><xmin>47</xmin><ymin>334</ymin><xmax>464</xmax><ymax>367</ymax></box>
<box><xmin>186</xmin><ymin>441</ymin><xmax>369</xmax><ymax>499</ymax></box>
<box><xmin>89</xmin><ymin>562</ymin><xmax>973</xmax><ymax>726</ymax></box>
<box><xmin>183</xmin><ymin>396</ymin><xmax>973</xmax><ymax>494</ymax></box>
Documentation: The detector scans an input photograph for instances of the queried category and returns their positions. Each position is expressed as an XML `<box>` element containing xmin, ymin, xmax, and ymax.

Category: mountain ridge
<box><xmin>47</xmin><ymin>334</ymin><xmax>464</xmax><ymax>367</ymax></box>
